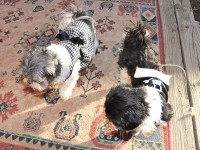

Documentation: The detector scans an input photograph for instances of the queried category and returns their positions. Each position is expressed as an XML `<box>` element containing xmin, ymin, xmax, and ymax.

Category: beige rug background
<box><xmin>0</xmin><ymin>0</ymin><xmax>168</xmax><ymax>149</ymax></box>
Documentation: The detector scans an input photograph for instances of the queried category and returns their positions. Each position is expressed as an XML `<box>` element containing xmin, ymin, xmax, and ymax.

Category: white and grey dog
<box><xmin>21</xmin><ymin>7</ymin><xmax>99</xmax><ymax>99</ymax></box>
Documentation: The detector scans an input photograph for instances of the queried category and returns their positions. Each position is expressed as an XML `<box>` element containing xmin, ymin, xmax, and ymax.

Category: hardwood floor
<box><xmin>158</xmin><ymin>0</ymin><xmax>200</xmax><ymax>149</ymax></box>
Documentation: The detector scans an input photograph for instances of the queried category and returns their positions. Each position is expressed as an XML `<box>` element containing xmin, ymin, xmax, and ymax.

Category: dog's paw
<box><xmin>122</xmin><ymin>131</ymin><xmax>133</xmax><ymax>141</ymax></box>
<box><xmin>59</xmin><ymin>91</ymin><xmax>71</xmax><ymax>100</ymax></box>
<box><xmin>44</xmin><ymin>88</ymin><xmax>60</xmax><ymax>104</ymax></box>
<box><xmin>59</xmin><ymin>88</ymin><xmax>72</xmax><ymax>100</ymax></box>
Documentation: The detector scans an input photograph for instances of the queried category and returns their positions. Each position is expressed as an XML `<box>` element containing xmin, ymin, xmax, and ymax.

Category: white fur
<box><xmin>47</xmin><ymin>44</ymin><xmax>81</xmax><ymax>100</ymax></box>
<box><xmin>93</xmin><ymin>36</ymin><xmax>99</xmax><ymax>57</ymax></box>
<box><xmin>59</xmin><ymin>60</ymin><xmax>81</xmax><ymax>100</ymax></box>
<box><xmin>145</xmin><ymin>30</ymin><xmax>150</xmax><ymax>38</ymax></box>
<box><xmin>76</xmin><ymin>16</ymin><xmax>96</xmax><ymax>33</ymax></box>
<box><xmin>31</xmin><ymin>82</ymin><xmax>45</xmax><ymax>91</ymax></box>
<box><xmin>58</xmin><ymin>11</ymin><xmax>74</xmax><ymax>31</ymax></box>
<box><xmin>47</xmin><ymin>44</ymin><xmax>71</xmax><ymax>83</ymax></box>
<box><xmin>23</xmin><ymin>77</ymin><xmax>45</xmax><ymax>91</ymax></box>
<box><xmin>136</xmin><ymin>86</ymin><xmax>166</xmax><ymax>136</ymax></box>
<box><xmin>27</xmin><ymin>13</ymin><xmax>74</xmax><ymax>92</ymax></box>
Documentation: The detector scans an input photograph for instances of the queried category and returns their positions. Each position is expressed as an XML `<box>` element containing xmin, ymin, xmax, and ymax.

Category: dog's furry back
<box><xmin>118</xmin><ymin>23</ymin><xmax>159</xmax><ymax>80</ymax></box>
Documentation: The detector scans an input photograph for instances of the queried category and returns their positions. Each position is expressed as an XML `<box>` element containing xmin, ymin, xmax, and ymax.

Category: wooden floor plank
<box><xmin>173</xmin><ymin>0</ymin><xmax>200</xmax><ymax>149</ymax></box>
<box><xmin>158</xmin><ymin>0</ymin><xmax>196</xmax><ymax>149</ymax></box>
<box><xmin>195</xmin><ymin>21</ymin><xmax>200</xmax><ymax>36</ymax></box>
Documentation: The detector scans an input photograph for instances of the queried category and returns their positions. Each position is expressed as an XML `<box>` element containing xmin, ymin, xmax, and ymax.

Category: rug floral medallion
<box><xmin>0</xmin><ymin>0</ymin><xmax>170</xmax><ymax>149</ymax></box>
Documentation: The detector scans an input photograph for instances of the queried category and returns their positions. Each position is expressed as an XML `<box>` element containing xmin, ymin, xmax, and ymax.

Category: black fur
<box><xmin>118</xmin><ymin>22</ymin><xmax>159</xmax><ymax>83</ymax></box>
<box><xmin>56</xmin><ymin>30</ymin><xmax>70</xmax><ymax>41</ymax></box>
<box><xmin>56</xmin><ymin>30</ymin><xmax>84</xmax><ymax>45</ymax></box>
<box><xmin>105</xmin><ymin>84</ymin><xmax>149</xmax><ymax>130</ymax></box>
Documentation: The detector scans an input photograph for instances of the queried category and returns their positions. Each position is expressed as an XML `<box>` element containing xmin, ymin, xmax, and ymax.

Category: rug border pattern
<box><xmin>0</xmin><ymin>0</ymin><xmax>170</xmax><ymax>149</ymax></box>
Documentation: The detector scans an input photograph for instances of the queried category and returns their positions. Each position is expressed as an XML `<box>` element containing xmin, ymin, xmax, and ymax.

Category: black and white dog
<box><xmin>21</xmin><ymin>6</ymin><xmax>99</xmax><ymax>99</ymax></box>
<box><xmin>105</xmin><ymin>22</ymin><xmax>173</xmax><ymax>139</ymax></box>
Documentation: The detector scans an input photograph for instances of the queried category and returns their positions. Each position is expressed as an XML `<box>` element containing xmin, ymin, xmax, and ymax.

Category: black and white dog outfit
<box><xmin>133</xmin><ymin>67</ymin><xmax>171</xmax><ymax>102</ymax></box>
<box><xmin>56</xmin><ymin>19</ymin><xmax>96</xmax><ymax>76</ymax></box>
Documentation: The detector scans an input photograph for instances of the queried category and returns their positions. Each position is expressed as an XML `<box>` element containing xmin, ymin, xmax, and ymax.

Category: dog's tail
<box><xmin>58</xmin><ymin>11</ymin><xmax>74</xmax><ymax>31</ymax></box>
<box><xmin>58</xmin><ymin>4</ymin><xmax>87</xmax><ymax>31</ymax></box>
<box><xmin>58</xmin><ymin>4</ymin><xmax>96</xmax><ymax>31</ymax></box>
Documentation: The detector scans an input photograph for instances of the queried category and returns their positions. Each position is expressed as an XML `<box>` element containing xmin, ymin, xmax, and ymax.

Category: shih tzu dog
<box><xmin>21</xmin><ymin>6</ymin><xmax>99</xmax><ymax>100</ymax></box>
<box><xmin>105</xmin><ymin>22</ymin><xmax>173</xmax><ymax>139</ymax></box>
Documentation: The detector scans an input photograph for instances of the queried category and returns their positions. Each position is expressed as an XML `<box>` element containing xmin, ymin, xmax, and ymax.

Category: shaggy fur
<box><xmin>21</xmin><ymin>6</ymin><xmax>98</xmax><ymax>99</ymax></box>
<box><xmin>118</xmin><ymin>23</ymin><xmax>159</xmax><ymax>84</ymax></box>
<box><xmin>105</xmin><ymin>84</ymin><xmax>149</xmax><ymax>130</ymax></box>
<box><xmin>105</xmin><ymin>22</ymin><xmax>173</xmax><ymax>139</ymax></box>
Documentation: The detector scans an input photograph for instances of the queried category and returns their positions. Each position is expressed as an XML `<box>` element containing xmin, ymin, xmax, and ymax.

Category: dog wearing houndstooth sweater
<box><xmin>20</xmin><ymin>7</ymin><xmax>99</xmax><ymax>100</ymax></box>
<box><xmin>104</xmin><ymin>22</ymin><xmax>173</xmax><ymax>139</ymax></box>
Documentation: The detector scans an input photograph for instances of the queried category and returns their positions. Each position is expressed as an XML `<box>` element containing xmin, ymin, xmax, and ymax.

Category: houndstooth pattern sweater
<box><xmin>58</xmin><ymin>20</ymin><xmax>95</xmax><ymax>72</ymax></box>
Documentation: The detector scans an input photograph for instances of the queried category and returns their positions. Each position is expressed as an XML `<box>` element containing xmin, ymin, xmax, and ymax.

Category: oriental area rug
<box><xmin>0</xmin><ymin>0</ymin><xmax>170</xmax><ymax>149</ymax></box>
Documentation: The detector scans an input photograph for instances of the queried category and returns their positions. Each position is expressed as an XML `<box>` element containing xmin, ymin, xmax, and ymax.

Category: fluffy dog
<box><xmin>105</xmin><ymin>22</ymin><xmax>173</xmax><ymax>139</ymax></box>
<box><xmin>21</xmin><ymin>7</ymin><xmax>99</xmax><ymax>99</ymax></box>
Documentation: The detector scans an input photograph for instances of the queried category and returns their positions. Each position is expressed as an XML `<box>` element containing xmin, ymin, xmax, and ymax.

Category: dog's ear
<box><xmin>45</xmin><ymin>65</ymin><xmax>55</xmax><ymax>76</ymax></box>
<box><xmin>20</xmin><ymin>49</ymin><xmax>34</xmax><ymax>74</ymax></box>
<box><xmin>56</xmin><ymin>30</ymin><xmax>70</xmax><ymax>41</ymax></box>
<box><xmin>45</xmin><ymin>58</ymin><xmax>61</xmax><ymax>78</ymax></box>
<box><xmin>43</xmin><ymin>66</ymin><xmax>55</xmax><ymax>84</ymax></box>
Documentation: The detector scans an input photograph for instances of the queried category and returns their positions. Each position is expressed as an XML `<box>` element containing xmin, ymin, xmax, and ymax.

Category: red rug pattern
<box><xmin>0</xmin><ymin>0</ymin><xmax>170</xmax><ymax>149</ymax></box>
